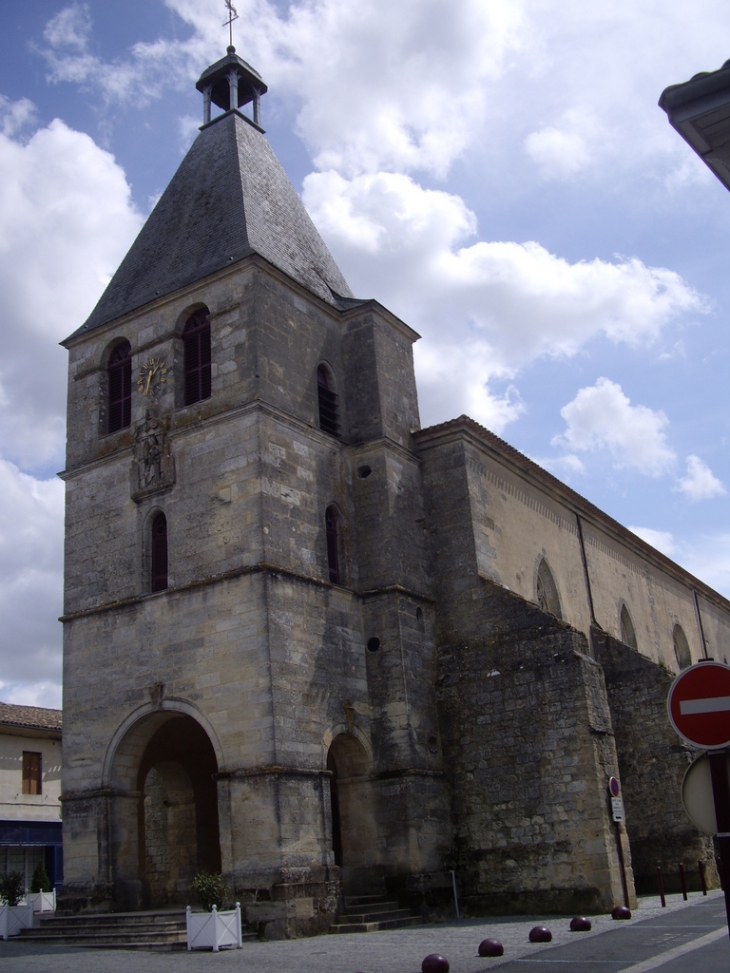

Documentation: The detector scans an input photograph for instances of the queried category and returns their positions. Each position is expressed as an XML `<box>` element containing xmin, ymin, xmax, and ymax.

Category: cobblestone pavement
<box><xmin>0</xmin><ymin>891</ymin><xmax>725</xmax><ymax>973</ymax></box>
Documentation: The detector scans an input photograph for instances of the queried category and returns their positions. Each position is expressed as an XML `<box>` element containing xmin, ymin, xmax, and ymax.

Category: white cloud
<box><xmin>0</xmin><ymin>102</ymin><xmax>142</xmax><ymax>705</ymax></box>
<box><xmin>43</xmin><ymin>3</ymin><xmax>92</xmax><ymax>51</ymax></box>
<box><xmin>0</xmin><ymin>461</ymin><xmax>64</xmax><ymax>707</ymax></box>
<box><xmin>37</xmin><ymin>1</ymin><xmax>730</xmax><ymax>193</ymax></box>
<box><xmin>552</xmin><ymin>378</ymin><xmax>676</xmax><ymax>476</ymax></box>
<box><xmin>526</xmin><ymin>125</ymin><xmax>591</xmax><ymax>179</ymax></box>
<box><xmin>628</xmin><ymin>526</ymin><xmax>677</xmax><ymax>558</ymax></box>
<box><xmin>684</xmin><ymin>534</ymin><xmax>730</xmax><ymax>598</ymax></box>
<box><xmin>676</xmin><ymin>455</ymin><xmax>726</xmax><ymax>501</ymax></box>
<box><xmin>525</xmin><ymin>108</ymin><xmax>598</xmax><ymax>180</ymax></box>
<box><xmin>0</xmin><ymin>94</ymin><xmax>36</xmax><ymax>137</ymax></box>
<box><xmin>533</xmin><ymin>454</ymin><xmax>587</xmax><ymax>479</ymax></box>
<box><xmin>627</xmin><ymin>527</ymin><xmax>730</xmax><ymax>600</ymax></box>
<box><xmin>0</xmin><ymin>104</ymin><xmax>142</xmax><ymax>471</ymax></box>
<box><xmin>0</xmin><ymin>681</ymin><xmax>62</xmax><ymax>709</ymax></box>
<box><xmin>304</xmin><ymin>172</ymin><xmax>706</xmax><ymax>430</ymax></box>
<box><xmin>41</xmin><ymin>0</ymin><xmax>528</xmax><ymax>178</ymax></box>
<box><xmin>266</xmin><ymin>0</ymin><xmax>528</xmax><ymax>177</ymax></box>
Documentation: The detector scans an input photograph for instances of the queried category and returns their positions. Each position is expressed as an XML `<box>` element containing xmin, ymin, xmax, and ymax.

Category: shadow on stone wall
<box><xmin>436</xmin><ymin>580</ymin><xmax>628</xmax><ymax>915</ymax></box>
<box><xmin>592</xmin><ymin>628</ymin><xmax>718</xmax><ymax>895</ymax></box>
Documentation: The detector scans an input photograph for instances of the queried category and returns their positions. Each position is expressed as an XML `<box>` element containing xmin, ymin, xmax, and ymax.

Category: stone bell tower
<box><xmin>59</xmin><ymin>45</ymin><xmax>451</xmax><ymax>934</ymax></box>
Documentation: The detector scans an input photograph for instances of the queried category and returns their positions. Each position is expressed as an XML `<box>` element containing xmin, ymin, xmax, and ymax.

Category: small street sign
<box><xmin>606</xmin><ymin>776</ymin><xmax>629</xmax><ymax>906</ymax></box>
<box><xmin>667</xmin><ymin>661</ymin><xmax>730</xmax><ymax>749</ymax></box>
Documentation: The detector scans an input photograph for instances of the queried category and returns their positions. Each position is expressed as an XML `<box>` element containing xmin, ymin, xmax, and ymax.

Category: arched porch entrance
<box><xmin>107</xmin><ymin>709</ymin><xmax>221</xmax><ymax>909</ymax></box>
<box><xmin>327</xmin><ymin>734</ymin><xmax>380</xmax><ymax>894</ymax></box>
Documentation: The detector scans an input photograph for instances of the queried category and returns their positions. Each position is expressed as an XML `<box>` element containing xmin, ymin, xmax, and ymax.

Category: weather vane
<box><xmin>224</xmin><ymin>1</ymin><xmax>239</xmax><ymax>48</ymax></box>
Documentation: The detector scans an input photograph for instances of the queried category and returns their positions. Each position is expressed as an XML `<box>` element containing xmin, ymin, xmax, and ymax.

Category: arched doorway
<box><xmin>327</xmin><ymin>734</ymin><xmax>379</xmax><ymax>893</ymax></box>
<box><xmin>107</xmin><ymin>710</ymin><xmax>221</xmax><ymax>909</ymax></box>
<box><xmin>137</xmin><ymin>717</ymin><xmax>221</xmax><ymax>906</ymax></box>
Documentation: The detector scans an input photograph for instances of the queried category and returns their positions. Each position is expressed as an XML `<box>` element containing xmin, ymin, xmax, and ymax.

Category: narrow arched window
<box><xmin>108</xmin><ymin>341</ymin><xmax>132</xmax><ymax>432</ymax></box>
<box><xmin>317</xmin><ymin>365</ymin><xmax>339</xmax><ymax>436</ymax></box>
<box><xmin>536</xmin><ymin>558</ymin><xmax>562</xmax><ymax>619</ymax></box>
<box><xmin>151</xmin><ymin>513</ymin><xmax>168</xmax><ymax>592</ymax></box>
<box><xmin>673</xmin><ymin>624</ymin><xmax>691</xmax><ymax>669</ymax></box>
<box><xmin>325</xmin><ymin>505</ymin><xmax>341</xmax><ymax>585</ymax></box>
<box><xmin>620</xmin><ymin>604</ymin><xmax>637</xmax><ymax>649</ymax></box>
<box><xmin>183</xmin><ymin>309</ymin><xmax>211</xmax><ymax>405</ymax></box>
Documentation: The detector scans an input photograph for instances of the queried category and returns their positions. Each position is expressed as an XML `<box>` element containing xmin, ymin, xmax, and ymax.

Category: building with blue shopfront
<box><xmin>0</xmin><ymin>703</ymin><xmax>63</xmax><ymax>891</ymax></box>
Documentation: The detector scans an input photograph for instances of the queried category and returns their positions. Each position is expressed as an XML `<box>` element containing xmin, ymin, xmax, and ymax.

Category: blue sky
<box><xmin>0</xmin><ymin>0</ymin><xmax>728</xmax><ymax>707</ymax></box>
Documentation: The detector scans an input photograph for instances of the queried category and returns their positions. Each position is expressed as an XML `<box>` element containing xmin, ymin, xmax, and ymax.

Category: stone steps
<box><xmin>330</xmin><ymin>896</ymin><xmax>424</xmax><ymax>934</ymax></box>
<box><xmin>18</xmin><ymin>909</ymin><xmax>255</xmax><ymax>950</ymax></box>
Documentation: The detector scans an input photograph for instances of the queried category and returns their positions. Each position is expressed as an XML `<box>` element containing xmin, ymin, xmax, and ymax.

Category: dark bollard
<box><xmin>678</xmin><ymin>863</ymin><xmax>688</xmax><ymax>901</ymax></box>
<box><xmin>699</xmin><ymin>860</ymin><xmax>708</xmax><ymax>896</ymax></box>
<box><xmin>569</xmin><ymin>916</ymin><xmax>592</xmax><ymax>931</ymax></box>
<box><xmin>656</xmin><ymin>865</ymin><xmax>666</xmax><ymax>908</ymax></box>
<box><xmin>421</xmin><ymin>953</ymin><xmax>450</xmax><ymax>973</ymax></box>
<box><xmin>478</xmin><ymin>939</ymin><xmax>504</xmax><ymax>957</ymax></box>
<box><xmin>612</xmin><ymin>906</ymin><xmax>632</xmax><ymax>920</ymax></box>
<box><xmin>529</xmin><ymin>926</ymin><xmax>552</xmax><ymax>943</ymax></box>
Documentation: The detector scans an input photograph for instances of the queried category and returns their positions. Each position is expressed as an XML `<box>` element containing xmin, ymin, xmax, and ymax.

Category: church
<box><xmin>59</xmin><ymin>47</ymin><xmax>730</xmax><ymax>936</ymax></box>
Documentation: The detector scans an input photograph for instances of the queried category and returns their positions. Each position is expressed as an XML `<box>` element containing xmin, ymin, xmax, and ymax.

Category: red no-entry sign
<box><xmin>668</xmin><ymin>661</ymin><xmax>730</xmax><ymax>749</ymax></box>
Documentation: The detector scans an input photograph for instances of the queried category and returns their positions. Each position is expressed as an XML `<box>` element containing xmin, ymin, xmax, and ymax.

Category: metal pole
<box><xmin>656</xmin><ymin>866</ymin><xmax>666</xmax><ymax>908</ymax></box>
<box><xmin>699</xmin><ymin>860</ymin><xmax>708</xmax><ymax>896</ymax></box>
<box><xmin>450</xmin><ymin>869</ymin><xmax>460</xmax><ymax>920</ymax></box>
<box><xmin>678</xmin><ymin>863</ymin><xmax>688</xmax><ymax>901</ymax></box>
<box><xmin>709</xmin><ymin>750</ymin><xmax>730</xmax><ymax>942</ymax></box>
<box><xmin>615</xmin><ymin>821</ymin><xmax>630</xmax><ymax>908</ymax></box>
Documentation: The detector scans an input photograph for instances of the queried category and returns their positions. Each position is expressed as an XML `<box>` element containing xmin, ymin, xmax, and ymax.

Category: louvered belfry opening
<box><xmin>183</xmin><ymin>309</ymin><xmax>212</xmax><ymax>405</ymax></box>
<box><xmin>317</xmin><ymin>365</ymin><xmax>339</xmax><ymax>436</ymax></box>
<box><xmin>108</xmin><ymin>341</ymin><xmax>132</xmax><ymax>432</ymax></box>
<box><xmin>151</xmin><ymin>513</ymin><xmax>168</xmax><ymax>592</ymax></box>
<box><xmin>325</xmin><ymin>505</ymin><xmax>341</xmax><ymax>585</ymax></box>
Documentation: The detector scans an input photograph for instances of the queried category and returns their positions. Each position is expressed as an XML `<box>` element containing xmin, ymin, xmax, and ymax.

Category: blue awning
<box><xmin>0</xmin><ymin>820</ymin><xmax>62</xmax><ymax>846</ymax></box>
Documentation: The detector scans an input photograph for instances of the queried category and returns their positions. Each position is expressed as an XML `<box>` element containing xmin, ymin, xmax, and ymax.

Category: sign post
<box><xmin>609</xmin><ymin>777</ymin><xmax>629</xmax><ymax>908</ymax></box>
<box><xmin>668</xmin><ymin>660</ymin><xmax>730</xmax><ymax>942</ymax></box>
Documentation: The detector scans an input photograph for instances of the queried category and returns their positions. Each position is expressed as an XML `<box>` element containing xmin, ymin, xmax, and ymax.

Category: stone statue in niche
<box><xmin>132</xmin><ymin>412</ymin><xmax>175</xmax><ymax>501</ymax></box>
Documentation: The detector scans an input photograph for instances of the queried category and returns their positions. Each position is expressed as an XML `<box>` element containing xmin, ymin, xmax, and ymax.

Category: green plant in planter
<box><xmin>31</xmin><ymin>860</ymin><xmax>51</xmax><ymax>894</ymax></box>
<box><xmin>191</xmin><ymin>872</ymin><xmax>229</xmax><ymax>912</ymax></box>
<box><xmin>0</xmin><ymin>871</ymin><xmax>25</xmax><ymax>907</ymax></box>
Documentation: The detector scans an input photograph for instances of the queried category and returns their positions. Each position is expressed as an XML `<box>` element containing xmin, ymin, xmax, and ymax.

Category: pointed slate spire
<box><xmin>71</xmin><ymin>51</ymin><xmax>353</xmax><ymax>338</ymax></box>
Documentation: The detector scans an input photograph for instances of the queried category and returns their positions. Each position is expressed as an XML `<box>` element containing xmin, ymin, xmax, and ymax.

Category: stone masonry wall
<box><xmin>593</xmin><ymin>629</ymin><xmax>718</xmax><ymax>894</ymax></box>
<box><xmin>437</xmin><ymin>582</ymin><xmax>632</xmax><ymax>915</ymax></box>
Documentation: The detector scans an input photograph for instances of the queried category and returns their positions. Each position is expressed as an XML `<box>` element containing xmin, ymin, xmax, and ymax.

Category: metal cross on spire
<box><xmin>223</xmin><ymin>0</ymin><xmax>239</xmax><ymax>49</ymax></box>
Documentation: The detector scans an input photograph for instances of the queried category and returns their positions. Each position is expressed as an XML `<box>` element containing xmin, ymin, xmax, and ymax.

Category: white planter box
<box><xmin>0</xmin><ymin>903</ymin><xmax>35</xmax><ymax>940</ymax></box>
<box><xmin>186</xmin><ymin>903</ymin><xmax>242</xmax><ymax>951</ymax></box>
<box><xmin>26</xmin><ymin>890</ymin><xmax>56</xmax><ymax>913</ymax></box>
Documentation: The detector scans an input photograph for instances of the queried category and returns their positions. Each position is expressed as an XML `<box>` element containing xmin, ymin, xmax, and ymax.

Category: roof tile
<box><xmin>0</xmin><ymin>702</ymin><xmax>62</xmax><ymax>732</ymax></box>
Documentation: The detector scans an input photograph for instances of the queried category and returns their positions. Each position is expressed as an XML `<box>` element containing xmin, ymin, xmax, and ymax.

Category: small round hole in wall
<box><xmin>427</xmin><ymin>734</ymin><xmax>438</xmax><ymax>753</ymax></box>
<box><xmin>358</xmin><ymin>465</ymin><xmax>372</xmax><ymax>479</ymax></box>
<box><xmin>367</xmin><ymin>637</ymin><xmax>380</xmax><ymax>652</ymax></box>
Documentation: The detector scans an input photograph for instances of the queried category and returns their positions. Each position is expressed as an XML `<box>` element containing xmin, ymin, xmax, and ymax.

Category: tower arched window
<box><xmin>317</xmin><ymin>365</ymin><xmax>339</xmax><ymax>437</ymax></box>
<box><xmin>673</xmin><ymin>624</ymin><xmax>691</xmax><ymax>669</ymax></box>
<box><xmin>620</xmin><ymin>604</ymin><xmax>637</xmax><ymax>650</ymax></box>
<box><xmin>108</xmin><ymin>341</ymin><xmax>132</xmax><ymax>433</ymax></box>
<box><xmin>183</xmin><ymin>309</ymin><xmax>211</xmax><ymax>405</ymax></box>
<box><xmin>151</xmin><ymin>513</ymin><xmax>168</xmax><ymax>593</ymax></box>
<box><xmin>325</xmin><ymin>505</ymin><xmax>342</xmax><ymax>585</ymax></box>
<box><xmin>536</xmin><ymin>557</ymin><xmax>562</xmax><ymax>619</ymax></box>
